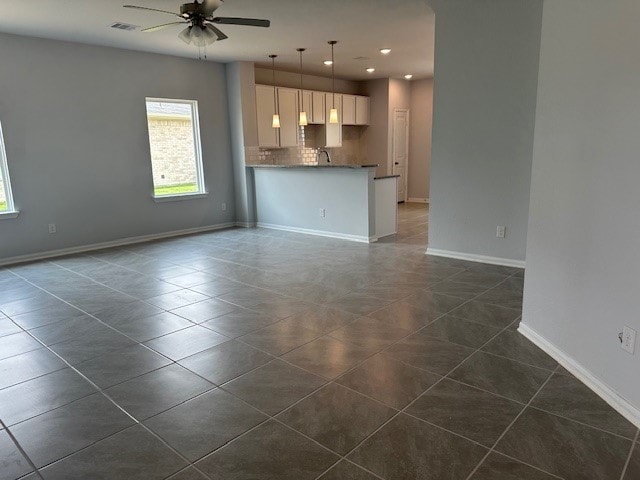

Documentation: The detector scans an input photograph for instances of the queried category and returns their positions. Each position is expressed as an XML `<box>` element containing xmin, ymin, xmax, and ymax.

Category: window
<box><xmin>0</xmin><ymin>121</ymin><xmax>17</xmax><ymax>216</ymax></box>
<box><xmin>145</xmin><ymin>98</ymin><xmax>206</xmax><ymax>199</ymax></box>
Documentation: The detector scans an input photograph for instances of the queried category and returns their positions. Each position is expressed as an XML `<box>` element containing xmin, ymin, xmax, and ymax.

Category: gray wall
<box><xmin>408</xmin><ymin>78</ymin><xmax>433</xmax><ymax>201</ymax></box>
<box><xmin>362</xmin><ymin>79</ymin><xmax>390</xmax><ymax>178</ymax></box>
<box><xmin>226</xmin><ymin>61</ymin><xmax>258</xmax><ymax>226</ymax></box>
<box><xmin>0</xmin><ymin>33</ymin><xmax>235</xmax><ymax>261</ymax></box>
<box><xmin>523</xmin><ymin>0</ymin><xmax>640</xmax><ymax>414</ymax></box>
<box><xmin>427</xmin><ymin>0</ymin><xmax>543</xmax><ymax>263</ymax></box>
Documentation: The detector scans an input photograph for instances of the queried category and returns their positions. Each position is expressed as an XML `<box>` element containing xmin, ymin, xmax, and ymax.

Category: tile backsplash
<box><xmin>245</xmin><ymin>125</ymin><xmax>366</xmax><ymax>166</ymax></box>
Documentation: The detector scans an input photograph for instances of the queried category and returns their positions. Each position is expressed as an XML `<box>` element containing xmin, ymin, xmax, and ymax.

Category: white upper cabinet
<box><xmin>324</xmin><ymin>92</ymin><xmax>342</xmax><ymax>147</ymax></box>
<box><xmin>256</xmin><ymin>85</ymin><xmax>279</xmax><ymax>148</ymax></box>
<box><xmin>342</xmin><ymin>94</ymin><xmax>357</xmax><ymax>125</ymax></box>
<box><xmin>311</xmin><ymin>91</ymin><xmax>325</xmax><ymax>124</ymax></box>
<box><xmin>277</xmin><ymin>87</ymin><xmax>299</xmax><ymax>148</ymax></box>
<box><xmin>255</xmin><ymin>85</ymin><xmax>368</xmax><ymax>148</ymax></box>
<box><xmin>355</xmin><ymin>96</ymin><xmax>370</xmax><ymax>125</ymax></box>
<box><xmin>256</xmin><ymin>85</ymin><xmax>300</xmax><ymax>148</ymax></box>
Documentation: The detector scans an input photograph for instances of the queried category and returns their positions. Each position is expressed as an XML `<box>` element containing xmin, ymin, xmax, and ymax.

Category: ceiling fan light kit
<box><xmin>178</xmin><ymin>25</ymin><xmax>218</xmax><ymax>46</ymax></box>
<box><xmin>124</xmin><ymin>1</ymin><xmax>269</xmax><ymax>47</ymax></box>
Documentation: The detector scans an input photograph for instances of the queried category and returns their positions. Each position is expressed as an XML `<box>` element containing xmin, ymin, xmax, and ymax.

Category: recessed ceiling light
<box><xmin>366</xmin><ymin>67</ymin><xmax>376</xmax><ymax>73</ymax></box>
<box><xmin>323</xmin><ymin>60</ymin><xmax>333</xmax><ymax>66</ymax></box>
<box><xmin>380</xmin><ymin>48</ymin><xmax>391</xmax><ymax>55</ymax></box>
<box><xmin>404</xmin><ymin>74</ymin><xmax>413</xmax><ymax>80</ymax></box>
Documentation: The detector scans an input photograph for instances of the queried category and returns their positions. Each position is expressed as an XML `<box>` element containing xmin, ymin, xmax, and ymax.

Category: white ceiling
<box><xmin>0</xmin><ymin>0</ymin><xmax>434</xmax><ymax>81</ymax></box>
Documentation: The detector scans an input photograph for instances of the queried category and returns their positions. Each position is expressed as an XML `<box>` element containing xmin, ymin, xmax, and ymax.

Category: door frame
<box><xmin>390</xmin><ymin>108</ymin><xmax>410</xmax><ymax>203</ymax></box>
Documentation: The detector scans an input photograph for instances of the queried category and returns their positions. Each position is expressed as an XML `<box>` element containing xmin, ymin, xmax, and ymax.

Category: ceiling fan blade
<box><xmin>205</xmin><ymin>24</ymin><xmax>228</xmax><ymax>41</ymax></box>
<box><xmin>210</xmin><ymin>17</ymin><xmax>270</xmax><ymax>28</ymax></box>
<box><xmin>123</xmin><ymin>5</ymin><xmax>180</xmax><ymax>17</ymax></box>
<box><xmin>142</xmin><ymin>22</ymin><xmax>187</xmax><ymax>33</ymax></box>
<box><xmin>202</xmin><ymin>0</ymin><xmax>224</xmax><ymax>16</ymax></box>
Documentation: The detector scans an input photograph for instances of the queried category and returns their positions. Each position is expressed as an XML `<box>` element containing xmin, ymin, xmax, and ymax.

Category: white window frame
<box><xmin>0</xmin><ymin>121</ymin><xmax>18</xmax><ymax>219</ymax></box>
<box><xmin>145</xmin><ymin>98</ymin><xmax>207</xmax><ymax>202</ymax></box>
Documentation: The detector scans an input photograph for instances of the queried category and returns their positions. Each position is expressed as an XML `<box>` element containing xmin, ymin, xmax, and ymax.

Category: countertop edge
<box><xmin>374</xmin><ymin>175</ymin><xmax>400</xmax><ymax>180</ymax></box>
<box><xmin>246</xmin><ymin>164</ymin><xmax>378</xmax><ymax>169</ymax></box>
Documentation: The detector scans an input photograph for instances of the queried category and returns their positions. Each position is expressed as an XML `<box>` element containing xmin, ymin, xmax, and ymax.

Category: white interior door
<box><xmin>392</xmin><ymin>109</ymin><xmax>409</xmax><ymax>202</ymax></box>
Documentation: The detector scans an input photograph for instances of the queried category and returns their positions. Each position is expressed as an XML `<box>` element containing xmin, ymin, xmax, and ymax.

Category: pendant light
<box><xmin>328</xmin><ymin>41</ymin><xmax>339</xmax><ymax>124</ymax></box>
<box><xmin>269</xmin><ymin>54</ymin><xmax>280</xmax><ymax>129</ymax></box>
<box><xmin>297</xmin><ymin>48</ymin><xmax>308</xmax><ymax>126</ymax></box>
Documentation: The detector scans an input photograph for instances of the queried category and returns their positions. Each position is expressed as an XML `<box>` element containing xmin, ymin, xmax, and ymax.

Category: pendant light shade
<box><xmin>328</xmin><ymin>41</ymin><xmax>339</xmax><ymax>124</ymax></box>
<box><xmin>299</xmin><ymin>111</ymin><xmax>308</xmax><ymax>126</ymax></box>
<box><xmin>269</xmin><ymin>54</ymin><xmax>280</xmax><ymax>129</ymax></box>
<box><xmin>329</xmin><ymin>108</ymin><xmax>339</xmax><ymax>124</ymax></box>
<box><xmin>297</xmin><ymin>48</ymin><xmax>308</xmax><ymax>126</ymax></box>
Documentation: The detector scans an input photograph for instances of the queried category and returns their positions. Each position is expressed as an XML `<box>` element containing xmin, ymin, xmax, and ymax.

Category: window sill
<box><xmin>152</xmin><ymin>192</ymin><xmax>209</xmax><ymax>203</ymax></box>
<box><xmin>0</xmin><ymin>210</ymin><xmax>20</xmax><ymax>220</ymax></box>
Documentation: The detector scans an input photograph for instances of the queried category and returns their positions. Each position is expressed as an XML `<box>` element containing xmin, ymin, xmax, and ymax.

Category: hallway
<box><xmin>380</xmin><ymin>202</ymin><xmax>429</xmax><ymax>247</ymax></box>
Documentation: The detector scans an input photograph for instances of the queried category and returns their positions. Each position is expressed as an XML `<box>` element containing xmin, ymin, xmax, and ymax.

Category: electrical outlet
<box><xmin>221</xmin><ymin>203</ymin><xmax>227</xmax><ymax>211</ymax></box>
<box><xmin>621</xmin><ymin>326</ymin><xmax>637</xmax><ymax>354</ymax></box>
<box><xmin>48</xmin><ymin>223</ymin><xmax>57</xmax><ymax>234</ymax></box>
<box><xmin>496</xmin><ymin>226</ymin><xmax>506</xmax><ymax>238</ymax></box>
<box><xmin>319</xmin><ymin>208</ymin><xmax>326</xmax><ymax>218</ymax></box>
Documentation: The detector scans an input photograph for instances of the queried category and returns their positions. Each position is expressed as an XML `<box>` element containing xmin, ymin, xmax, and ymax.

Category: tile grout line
<box><xmin>306</xmin><ymin>294</ymin><xmax>527</xmax><ymax>479</ymax></box>
<box><xmin>5</xmin><ymin>252</ymin><xmax>391</xmax><ymax>478</ymax></box>
<box><xmin>181</xmin><ymin>277</ymin><xmax>506</xmax><ymax>477</ymax></box>
<box><xmin>3</xmin><ymin>275</ymin><xmax>223</xmax><ymax>479</ymax></box>
<box><xmin>463</xmin><ymin>366</ymin><xmax>561</xmax><ymax>480</ymax></box>
<box><xmin>1</xmin><ymin>228</ymin><xmax>533</xmax><ymax>479</ymax></box>
<box><xmin>42</xmin><ymin>245</ymin><xmax>405</xmax><ymax>342</ymax></box>
<box><xmin>196</xmin><ymin>262</ymin><xmax>526</xmax><ymax>477</ymax></box>
<box><xmin>619</xmin><ymin>428</ymin><xmax>639</xmax><ymax>480</ymax></box>
<box><xmin>1</xmin><ymin>419</ymin><xmax>45</xmax><ymax>480</ymax></box>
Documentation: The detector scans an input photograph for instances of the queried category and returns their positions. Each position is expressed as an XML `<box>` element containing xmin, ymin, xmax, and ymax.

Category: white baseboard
<box><xmin>407</xmin><ymin>197</ymin><xmax>429</xmax><ymax>204</ymax></box>
<box><xmin>0</xmin><ymin>222</ymin><xmax>237</xmax><ymax>267</ymax></box>
<box><xmin>425</xmin><ymin>247</ymin><xmax>525</xmax><ymax>269</ymax></box>
<box><xmin>256</xmin><ymin>222</ymin><xmax>375</xmax><ymax>243</ymax></box>
<box><xmin>235</xmin><ymin>221</ymin><xmax>256</xmax><ymax>228</ymax></box>
<box><xmin>518</xmin><ymin>323</ymin><xmax>640</xmax><ymax>429</ymax></box>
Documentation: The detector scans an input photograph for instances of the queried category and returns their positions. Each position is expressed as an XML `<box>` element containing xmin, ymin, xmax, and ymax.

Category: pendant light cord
<box><xmin>297</xmin><ymin>48</ymin><xmax>306</xmax><ymax>119</ymax></box>
<box><xmin>270</xmin><ymin>55</ymin><xmax>278</xmax><ymax>115</ymax></box>
<box><xmin>331</xmin><ymin>42</ymin><xmax>336</xmax><ymax>108</ymax></box>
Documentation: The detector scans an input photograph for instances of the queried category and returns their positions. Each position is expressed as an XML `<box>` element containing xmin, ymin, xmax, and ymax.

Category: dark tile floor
<box><xmin>0</xmin><ymin>204</ymin><xmax>638</xmax><ymax>479</ymax></box>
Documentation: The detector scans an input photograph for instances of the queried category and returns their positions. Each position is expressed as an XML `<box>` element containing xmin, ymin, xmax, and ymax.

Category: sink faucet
<box><xmin>317</xmin><ymin>149</ymin><xmax>331</xmax><ymax>164</ymax></box>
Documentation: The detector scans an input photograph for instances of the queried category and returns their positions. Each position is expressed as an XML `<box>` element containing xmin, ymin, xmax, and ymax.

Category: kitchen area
<box><xmin>237</xmin><ymin>61</ymin><xmax>400</xmax><ymax>242</ymax></box>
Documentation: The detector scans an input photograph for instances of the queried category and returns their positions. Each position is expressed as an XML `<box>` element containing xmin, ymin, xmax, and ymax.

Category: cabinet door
<box><xmin>277</xmin><ymin>87</ymin><xmax>299</xmax><ymax>147</ymax></box>
<box><xmin>324</xmin><ymin>93</ymin><xmax>342</xmax><ymax>147</ymax></box>
<box><xmin>342</xmin><ymin>94</ymin><xmax>357</xmax><ymax>125</ymax></box>
<box><xmin>311</xmin><ymin>91</ymin><xmax>325</xmax><ymax>124</ymax></box>
<box><xmin>355</xmin><ymin>96</ymin><xmax>370</xmax><ymax>125</ymax></box>
<box><xmin>256</xmin><ymin>85</ymin><xmax>279</xmax><ymax>147</ymax></box>
<box><xmin>301</xmin><ymin>90</ymin><xmax>313</xmax><ymax>123</ymax></box>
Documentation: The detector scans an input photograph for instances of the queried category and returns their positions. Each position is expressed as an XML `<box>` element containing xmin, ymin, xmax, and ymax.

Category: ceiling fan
<box><xmin>124</xmin><ymin>0</ymin><xmax>270</xmax><ymax>47</ymax></box>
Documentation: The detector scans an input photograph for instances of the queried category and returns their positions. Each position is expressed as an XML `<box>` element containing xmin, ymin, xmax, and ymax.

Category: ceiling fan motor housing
<box><xmin>180</xmin><ymin>1</ymin><xmax>217</xmax><ymax>18</ymax></box>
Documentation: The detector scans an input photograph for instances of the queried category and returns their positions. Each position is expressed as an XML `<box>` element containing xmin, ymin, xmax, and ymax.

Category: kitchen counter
<box><xmin>248</xmin><ymin>164</ymin><xmax>378</xmax><ymax>169</ymax></box>
<box><xmin>250</xmin><ymin>165</ymin><xmax>396</xmax><ymax>242</ymax></box>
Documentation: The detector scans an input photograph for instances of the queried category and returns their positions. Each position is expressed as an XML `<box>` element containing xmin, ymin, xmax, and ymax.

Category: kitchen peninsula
<box><xmin>249</xmin><ymin>164</ymin><xmax>397</xmax><ymax>243</ymax></box>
